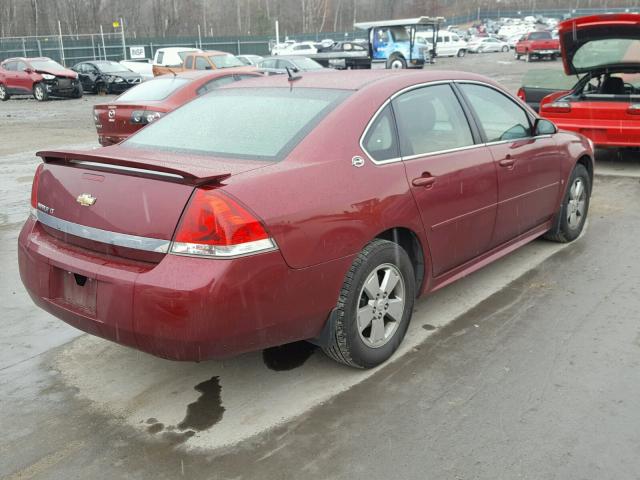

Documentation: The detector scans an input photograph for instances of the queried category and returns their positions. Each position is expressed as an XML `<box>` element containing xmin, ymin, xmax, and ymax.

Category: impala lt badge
<box><xmin>76</xmin><ymin>193</ymin><xmax>97</xmax><ymax>207</ymax></box>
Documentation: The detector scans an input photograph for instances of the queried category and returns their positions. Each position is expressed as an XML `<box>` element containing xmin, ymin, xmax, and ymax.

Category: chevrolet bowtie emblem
<box><xmin>76</xmin><ymin>193</ymin><xmax>97</xmax><ymax>207</ymax></box>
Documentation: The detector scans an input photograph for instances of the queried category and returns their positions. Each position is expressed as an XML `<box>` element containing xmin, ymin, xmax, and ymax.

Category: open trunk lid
<box><xmin>560</xmin><ymin>13</ymin><xmax>640</xmax><ymax>75</ymax></box>
<box><xmin>34</xmin><ymin>147</ymin><xmax>272</xmax><ymax>261</ymax></box>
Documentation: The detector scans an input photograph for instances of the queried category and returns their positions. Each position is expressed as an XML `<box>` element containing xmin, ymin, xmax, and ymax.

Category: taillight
<box><xmin>171</xmin><ymin>189</ymin><xmax>276</xmax><ymax>258</ymax></box>
<box><xmin>130</xmin><ymin>110</ymin><xmax>163</xmax><ymax>125</ymax></box>
<box><xmin>544</xmin><ymin>101</ymin><xmax>571</xmax><ymax>113</ymax></box>
<box><xmin>628</xmin><ymin>104</ymin><xmax>640</xmax><ymax>115</ymax></box>
<box><xmin>30</xmin><ymin>163</ymin><xmax>44</xmax><ymax>210</ymax></box>
<box><xmin>517</xmin><ymin>87</ymin><xmax>526</xmax><ymax>103</ymax></box>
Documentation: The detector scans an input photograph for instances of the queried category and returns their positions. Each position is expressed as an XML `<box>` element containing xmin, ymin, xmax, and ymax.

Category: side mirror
<box><xmin>24</xmin><ymin>67</ymin><xmax>34</xmax><ymax>74</ymax></box>
<box><xmin>291</xmin><ymin>66</ymin><xmax>300</xmax><ymax>73</ymax></box>
<box><xmin>534</xmin><ymin>118</ymin><xmax>557</xmax><ymax>136</ymax></box>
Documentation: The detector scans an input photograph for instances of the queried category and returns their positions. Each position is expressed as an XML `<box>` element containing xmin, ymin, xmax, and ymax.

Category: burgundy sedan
<box><xmin>94</xmin><ymin>67</ymin><xmax>261</xmax><ymax>146</ymax></box>
<box><xmin>19</xmin><ymin>70</ymin><xmax>593</xmax><ymax>368</ymax></box>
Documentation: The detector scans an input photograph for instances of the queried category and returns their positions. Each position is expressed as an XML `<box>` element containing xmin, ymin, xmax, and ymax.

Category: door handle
<box><xmin>412</xmin><ymin>173</ymin><xmax>436</xmax><ymax>188</ymax></box>
<box><xmin>499</xmin><ymin>157</ymin><xmax>515</xmax><ymax>168</ymax></box>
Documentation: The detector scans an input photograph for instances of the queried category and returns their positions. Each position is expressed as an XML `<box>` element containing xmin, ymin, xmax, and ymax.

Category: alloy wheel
<box><xmin>0</xmin><ymin>84</ymin><xmax>6</xmax><ymax>99</ymax></box>
<box><xmin>567</xmin><ymin>178</ymin><xmax>587</xmax><ymax>230</ymax></box>
<box><xmin>356</xmin><ymin>263</ymin><xmax>406</xmax><ymax>349</ymax></box>
<box><xmin>34</xmin><ymin>85</ymin><xmax>44</xmax><ymax>100</ymax></box>
<box><xmin>391</xmin><ymin>59</ymin><xmax>404</xmax><ymax>69</ymax></box>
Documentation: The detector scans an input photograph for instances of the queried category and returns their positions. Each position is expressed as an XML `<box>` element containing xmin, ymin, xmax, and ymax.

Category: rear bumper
<box><xmin>550</xmin><ymin>118</ymin><xmax>640</xmax><ymax>147</ymax></box>
<box><xmin>18</xmin><ymin>217</ymin><xmax>348</xmax><ymax>361</ymax></box>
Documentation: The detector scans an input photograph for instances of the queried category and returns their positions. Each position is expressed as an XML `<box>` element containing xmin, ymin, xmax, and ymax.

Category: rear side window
<box><xmin>459</xmin><ymin>83</ymin><xmax>531</xmax><ymax>142</ymax></box>
<box><xmin>362</xmin><ymin>104</ymin><xmax>399</xmax><ymax>162</ymax></box>
<box><xmin>528</xmin><ymin>31</ymin><xmax>552</xmax><ymax>40</ymax></box>
<box><xmin>116</xmin><ymin>77</ymin><xmax>189</xmax><ymax>101</ymax></box>
<box><xmin>125</xmin><ymin>88</ymin><xmax>350</xmax><ymax>160</ymax></box>
<box><xmin>196</xmin><ymin>75</ymin><xmax>239</xmax><ymax>95</ymax></box>
<box><xmin>156</xmin><ymin>52</ymin><xmax>164</xmax><ymax>64</ymax></box>
<box><xmin>3</xmin><ymin>61</ymin><xmax>17</xmax><ymax>71</ymax></box>
<box><xmin>392</xmin><ymin>84</ymin><xmax>474</xmax><ymax>157</ymax></box>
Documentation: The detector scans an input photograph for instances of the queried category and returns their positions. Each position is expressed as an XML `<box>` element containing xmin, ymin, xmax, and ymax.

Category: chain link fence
<box><xmin>0</xmin><ymin>6</ymin><xmax>633</xmax><ymax>66</ymax></box>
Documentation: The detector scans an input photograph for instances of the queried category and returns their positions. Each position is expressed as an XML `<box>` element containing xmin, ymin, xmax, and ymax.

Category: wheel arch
<box><xmin>374</xmin><ymin>227</ymin><xmax>426</xmax><ymax>295</ymax></box>
<box><xmin>576</xmin><ymin>154</ymin><xmax>594</xmax><ymax>185</ymax></box>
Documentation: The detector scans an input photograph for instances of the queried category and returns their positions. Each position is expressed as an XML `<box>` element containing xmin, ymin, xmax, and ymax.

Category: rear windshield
<box><xmin>210</xmin><ymin>55</ymin><xmax>244</xmax><ymax>68</ymax></box>
<box><xmin>528</xmin><ymin>31</ymin><xmax>552</xmax><ymax>40</ymax></box>
<box><xmin>292</xmin><ymin>58</ymin><xmax>324</xmax><ymax>70</ymax></box>
<box><xmin>574</xmin><ymin>39</ymin><xmax>640</xmax><ymax>70</ymax></box>
<box><xmin>125</xmin><ymin>88</ymin><xmax>349</xmax><ymax>160</ymax></box>
<box><xmin>116</xmin><ymin>77</ymin><xmax>189</xmax><ymax>101</ymax></box>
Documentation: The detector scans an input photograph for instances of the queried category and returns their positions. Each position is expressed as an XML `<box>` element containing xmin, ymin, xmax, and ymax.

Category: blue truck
<box><xmin>354</xmin><ymin>16</ymin><xmax>444</xmax><ymax>69</ymax></box>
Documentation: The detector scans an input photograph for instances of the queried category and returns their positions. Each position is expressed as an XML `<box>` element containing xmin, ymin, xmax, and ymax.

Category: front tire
<box><xmin>501</xmin><ymin>45</ymin><xmax>509</xmax><ymax>52</ymax></box>
<box><xmin>386</xmin><ymin>56</ymin><xmax>407</xmax><ymax>70</ymax></box>
<box><xmin>526</xmin><ymin>52</ymin><xmax>533</xmax><ymax>62</ymax></box>
<box><xmin>33</xmin><ymin>83</ymin><xmax>48</xmax><ymax>101</ymax></box>
<box><xmin>0</xmin><ymin>83</ymin><xmax>9</xmax><ymax>101</ymax></box>
<box><xmin>72</xmin><ymin>85</ymin><xmax>83</xmax><ymax>99</ymax></box>
<box><xmin>457</xmin><ymin>49</ymin><xmax>466</xmax><ymax>58</ymax></box>
<box><xmin>514</xmin><ymin>50</ymin><xmax>521</xmax><ymax>60</ymax></box>
<box><xmin>322</xmin><ymin>239</ymin><xmax>416</xmax><ymax>369</ymax></box>
<box><xmin>545</xmin><ymin>164</ymin><xmax>591</xmax><ymax>243</ymax></box>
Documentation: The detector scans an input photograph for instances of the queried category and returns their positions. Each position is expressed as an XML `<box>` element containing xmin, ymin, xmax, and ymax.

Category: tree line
<box><xmin>1</xmin><ymin>0</ymin><xmax>637</xmax><ymax>39</ymax></box>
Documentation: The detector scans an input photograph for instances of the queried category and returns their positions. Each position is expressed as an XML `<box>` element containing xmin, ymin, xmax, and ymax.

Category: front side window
<box><xmin>362</xmin><ymin>104</ymin><xmax>399</xmax><ymax>162</ymax></box>
<box><xmin>392</xmin><ymin>84</ymin><xmax>474</xmax><ymax>157</ymax></box>
<box><xmin>125</xmin><ymin>88</ymin><xmax>350</xmax><ymax>161</ymax></box>
<box><xmin>17</xmin><ymin>61</ymin><xmax>29</xmax><ymax>71</ymax></box>
<box><xmin>459</xmin><ymin>83</ymin><xmax>531</xmax><ymax>142</ymax></box>
<box><xmin>195</xmin><ymin>57</ymin><xmax>210</xmax><ymax>70</ymax></box>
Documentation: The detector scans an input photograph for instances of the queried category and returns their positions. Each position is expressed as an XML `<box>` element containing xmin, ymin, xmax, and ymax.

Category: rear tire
<box><xmin>0</xmin><ymin>83</ymin><xmax>9</xmax><ymax>101</ymax></box>
<box><xmin>33</xmin><ymin>83</ymin><xmax>48</xmax><ymax>101</ymax></box>
<box><xmin>72</xmin><ymin>85</ymin><xmax>83</xmax><ymax>99</ymax></box>
<box><xmin>322</xmin><ymin>239</ymin><xmax>416</xmax><ymax>369</ymax></box>
<box><xmin>526</xmin><ymin>52</ymin><xmax>533</xmax><ymax>62</ymax></box>
<box><xmin>545</xmin><ymin>164</ymin><xmax>591</xmax><ymax>243</ymax></box>
<box><xmin>457</xmin><ymin>49</ymin><xmax>466</xmax><ymax>58</ymax></box>
<box><xmin>515</xmin><ymin>51</ymin><xmax>521</xmax><ymax>60</ymax></box>
<box><xmin>96</xmin><ymin>83</ymin><xmax>108</xmax><ymax>95</ymax></box>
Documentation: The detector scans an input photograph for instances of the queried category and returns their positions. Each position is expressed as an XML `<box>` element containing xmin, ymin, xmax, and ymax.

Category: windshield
<box><xmin>573</xmin><ymin>38</ymin><xmax>640</xmax><ymax>70</ymax></box>
<box><xmin>178</xmin><ymin>50</ymin><xmax>199</xmax><ymax>61</ymax></box>
<box><xmin>209</xmin><ymin>55</ymin><xmax>244</xmax><ymax>68</ymax></box>
<box><xmin>125</xmin><ymin>88</ymin><xmax>349</xmax><ymax>160</ymax></box>
<box><xmin>116</xmin><ymin>77</ymin><xmax>189</xmax><ymax>101</ymax></box>
<box><xmin>30</xmin><ymin>59</ymin><xmax>64</xmax><ymax>70</ymax></box>
<box><xmin>95</xmin><ymin>61</ymin><xmax>130</xmax><ymax>73</ymax></box>
<box><xmin>291</xmin><ymin>57</ymin><xmax>323</xmax><ymax>70</ymax></box>
<box><xmin>521</xmin><ymin>69</ymin><xmax>577</xmax><ymax>90</ymax></box>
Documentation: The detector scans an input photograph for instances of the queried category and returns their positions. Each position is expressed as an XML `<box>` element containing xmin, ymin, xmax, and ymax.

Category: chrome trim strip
<box><xmin>69</xmin><ymin>160</ymin><xmax>184</xmax><ymax>180</ymax></box>
<box><xmin>359</xmin><ymin>79</ymin><xmax>554</xmax><ymax>166</ymax></box>
<box><xmin>34</xmin><ymin>209</ymin><xmax>171</xmax><ymax>253</ymax></box>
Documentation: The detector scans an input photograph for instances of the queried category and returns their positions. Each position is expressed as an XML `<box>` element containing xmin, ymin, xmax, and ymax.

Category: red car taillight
<box><xmin>544</xmin><ymin>101</ymin><xmax>572</xmax><ymax>113</ymax></box>
<box><xmin>517</xmin><ymin>87</ymin><xmax>526</xmax><ymax>103</ymax></box>
<box><xmin>30</xmin><ymin>163</ymin><xmax>44</xmax><ymax>210</ymax></box>
<box><xmin>171</xmin><ymin>189</ymin><xmax>276</xmax><ymax>258</ymax></box>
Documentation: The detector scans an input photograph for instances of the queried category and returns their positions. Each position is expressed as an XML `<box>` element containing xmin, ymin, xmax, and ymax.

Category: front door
<box><xmin>15</xmin><ymin>61</ymin><xmax>33</xmax><ymax>92</ymax></box>
<box><xmin>457</xmin><ymin>82</ymin><xmax>563</xmax><ymax>247</ymax></box>
<box><xmin>392</xmin><ymin>83</ymin><xmax>498</xmax><ymax>276</ymax></box>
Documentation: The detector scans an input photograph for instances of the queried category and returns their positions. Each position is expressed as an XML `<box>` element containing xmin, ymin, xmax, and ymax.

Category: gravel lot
<box><xmin>1</xmin><ymin>50</ymin><xmax>640</xmax><ymax>480</ymax></box>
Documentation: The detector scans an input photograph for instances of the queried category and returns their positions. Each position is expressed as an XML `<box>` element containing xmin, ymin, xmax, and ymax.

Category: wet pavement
<box><xmin>1</xmin><ymin>52</ymin><xmax>640</xmax><ymax>479</ymax></box>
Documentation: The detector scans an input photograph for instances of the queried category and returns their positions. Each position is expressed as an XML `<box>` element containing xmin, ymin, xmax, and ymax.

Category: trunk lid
<box><xmin>559</xmin><ymin>13</ymin><xmax>640</xmax><ymax>75</ymax></box>
<box><xmin>94</xmin><ymin>101</ymin><xmax>167</xmax><ymax>138</ymax></box>
<box><xmin>35</xmin><ymin>147</ymin><xmax>272</xmax><ymax>261</ymax></box>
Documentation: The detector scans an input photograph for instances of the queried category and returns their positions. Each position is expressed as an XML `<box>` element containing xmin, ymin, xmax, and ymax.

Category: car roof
<box><xmin>2</xmin><ymin>57</ymin><xmax>51</xmax><ymax>62</ymax></box>
<box><xmin>191</xmin><ymin>50</ymin><xmax>231</xmax><ymax>56</ymax></box>
<box><xmin>227</xmin><ymin>69</ymin><xmax>502</xmax><ymax>93</ymax></box>
<box><xmin>156</xmin><ymin>66</ymin><xmax>258</xmax><ymax>80</ymax></box>
<box><xmin>156</xmin><ymin>47</ymin><xmax>202</xmax><ymax>53</ymax></box>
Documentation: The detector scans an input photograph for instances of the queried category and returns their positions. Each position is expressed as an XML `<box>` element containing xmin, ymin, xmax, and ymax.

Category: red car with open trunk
<box><xmin>94</xmin><ymin>67</ymin><xmax>260</xmax><ymax>146</ymax></box>
<box><xmin>19</xmin><ymin>70</ymin><xmax>594</xmax><ymax>368</ymax></box>
<box><xmin>539</xmin><ymin>14</ymin><xmax>640</xmax><ymax>148</ymax></box>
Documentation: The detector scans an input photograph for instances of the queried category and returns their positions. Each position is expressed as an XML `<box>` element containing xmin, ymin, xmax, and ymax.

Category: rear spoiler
<box><xmin>37</xmin><ymin>149</ymin><xmax>231</xmax><ymax>187</ymax></box>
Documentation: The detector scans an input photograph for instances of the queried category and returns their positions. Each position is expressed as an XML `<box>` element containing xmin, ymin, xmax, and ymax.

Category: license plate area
<box><xmin>50</xmin><ymin>267</ymin><xmax>97</xmax><ymax>315</ymax></box>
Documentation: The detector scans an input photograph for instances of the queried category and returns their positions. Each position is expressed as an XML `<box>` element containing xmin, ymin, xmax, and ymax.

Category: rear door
<box><xmin>457</xmin><ymin>82</ymin><xmax>562</xmax><ymax>247</ymax></box>
<box><xmin>390</xmin><ymin>83</ymin><xmax>498</xmax><ymax>276</ymax></box>
<box><xmin>1</xmin><ymin>61</ymin><xmax>19</xmax><ymax>91</ymax></box>
<box><xmin>15</xmin><ymin>61</ymin><xmax>32</xmax><ymax>92</ymax></box>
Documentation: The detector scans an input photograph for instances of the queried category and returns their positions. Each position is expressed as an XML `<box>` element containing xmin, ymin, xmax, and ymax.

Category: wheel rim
<box><xmin>356</xmin><ymin>263</ymin><xmax>406</xmax><ymax>349</ymax></box>
<box><xmin>0</xmin><ymin>85</ymin><xmax>5</xmax><ymax>98</ymax></box>
<box><xmin>567</xmin><ymin>177</ymin><xmax>587</xmax><ymax>230</ymax></box>
<box><xmin>35</xmin><ymin>86</ymin><xmax>43</xmax><ymax>100</ymax></box>
<box><xmin>391</xmin><ymin>60</ymin><xmax>403</xmax><ymax>69</ymax></box>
